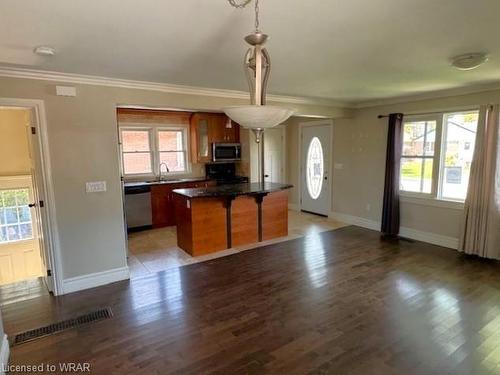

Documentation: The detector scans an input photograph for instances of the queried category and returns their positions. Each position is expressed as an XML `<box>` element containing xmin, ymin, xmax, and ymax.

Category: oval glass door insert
<box><xmin>306</xmin><ymin>137</ymin><xmax>324</xmax><ymax>200</ymax></box>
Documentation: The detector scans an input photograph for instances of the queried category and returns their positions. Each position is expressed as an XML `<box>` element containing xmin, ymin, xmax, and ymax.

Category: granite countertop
<box><xmin>173</xmin><ymin>182</ymin><xmax>293</xmax><ymax>198</ymax></box>
<box><xmin>124</xmin><ymin>177</ymin><xmax>211</xmax><ymax>188</ymax></box>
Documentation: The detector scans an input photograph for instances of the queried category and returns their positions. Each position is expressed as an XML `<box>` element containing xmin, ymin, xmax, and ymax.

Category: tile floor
<box><xmin>127</xmin><ymin>210</ymin><xmax>347</xmax><ymax>278</ymax></box>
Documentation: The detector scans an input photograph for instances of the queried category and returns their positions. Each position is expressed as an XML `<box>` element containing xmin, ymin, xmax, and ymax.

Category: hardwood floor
<box><xmin>0</xmin><ymin>277</ymin><xmax>48</xmax><ymax>307</ymax></box>
<box><xmin>4</xmin><ymin>226</ymin><xmax>500</xmax><ymax>374</ymax></box>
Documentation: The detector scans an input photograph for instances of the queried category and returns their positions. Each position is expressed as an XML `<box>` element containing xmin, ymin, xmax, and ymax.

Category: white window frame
<box><xmin>119</xmin><ymin>124</ymin><xmax>190</xmax><ymax>179</ymax></box>
<box><xmin>119</xmin><ymin>126</ymin><xmax>155</xmax><ymax>178</ymax></box>
<box><xmin>399</xmin><ymin>108</ymin><xmax>479</xmax><ymax>208</ymax></box>
<box><xmin>155</xmin><ymin>127</ymin><xmax>190</xmax><ymax>176</ymax></box>
<box><xmin>400</xmin><ymin>114</ymin><xmax>443</xmax><ymax>199</ymax></box>
<box><xmin>0</xmin><ymin>176</ymin><xmax>37</xmax><ymax>245</ymax></box>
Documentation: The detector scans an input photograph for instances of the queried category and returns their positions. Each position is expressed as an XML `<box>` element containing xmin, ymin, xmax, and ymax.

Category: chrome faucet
<box><xmin>158</xmin><ymin>162</ymin><xmax>170</xmax><ymax>181</ymax></box>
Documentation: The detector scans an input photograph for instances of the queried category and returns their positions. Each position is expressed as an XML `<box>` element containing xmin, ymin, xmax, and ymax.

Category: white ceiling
<box><xmin>1</xmin><ymin>0</ymin><xmax>500</xmax><ymax>105</ymax></box>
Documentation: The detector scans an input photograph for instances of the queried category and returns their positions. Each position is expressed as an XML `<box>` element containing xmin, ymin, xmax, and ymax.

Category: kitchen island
<box><xmin>173</xmin><ymin>183</ymin><xmax>292</xmax><ymax>256</ymax></box>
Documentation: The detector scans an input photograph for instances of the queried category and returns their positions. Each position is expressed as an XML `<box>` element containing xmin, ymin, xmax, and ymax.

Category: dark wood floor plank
<box><xmin>2</xmin><ymin>226</ymin><xmax>500</xmax><ymax>374</ymax></box>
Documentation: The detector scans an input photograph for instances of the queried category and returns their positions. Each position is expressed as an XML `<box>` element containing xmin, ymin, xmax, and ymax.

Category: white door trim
<box><xmin>0</xmin><ymin>98</ymin><xmax>63</xmax><ymax>295</ymax></box>
<box><xmin>298</xmin><ymin>119</ymin><xmax>334</xmax><ymax>213</ymax></box>
<box><xmin>265</xmin><ymin>125</ymin><xmax>286</xmax><ymax>183</ymax></box>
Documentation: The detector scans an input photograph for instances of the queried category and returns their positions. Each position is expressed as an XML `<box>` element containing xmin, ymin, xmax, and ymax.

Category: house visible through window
<box><xmin>120</xmin><ymin>127</ymin><xmax>188</xmax><ymax>176</ymax></box>
<box><xmin>399</xmin><ymin>110</ymin><xmax>479</xmax><ymax>201</ymax></box>
<box><xmin>440</xmin><ymin>112</ymin><xmax>478</xmax><ymax>200</ymax></box>
<box><xmin>401</xmin><ymin>119</ymin><xmax>436</xmax><ymax>194</ymax></box>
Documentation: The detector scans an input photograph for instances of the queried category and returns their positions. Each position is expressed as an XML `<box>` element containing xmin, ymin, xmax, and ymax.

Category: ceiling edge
<box><xmin>0</xmin><ymin>66</ymin><xmax>350</xmax><ymax>109</ymax></box>
<box><xmin>354</xmin><ymin>81</ymin><xmax>500</xmax><ymax>109</ymax></box>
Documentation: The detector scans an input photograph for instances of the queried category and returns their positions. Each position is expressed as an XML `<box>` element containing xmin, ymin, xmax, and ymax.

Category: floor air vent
<box><xmin>12</xmin><ymin>307</ymin><xmax>113</xmax><ymax>346</ymax></box>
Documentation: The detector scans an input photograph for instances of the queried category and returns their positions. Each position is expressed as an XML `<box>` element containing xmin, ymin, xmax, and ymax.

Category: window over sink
<box><xmin>120</xmin><ymin>126</ymin><xmax>189</xmax><ymax>177</ymax></box>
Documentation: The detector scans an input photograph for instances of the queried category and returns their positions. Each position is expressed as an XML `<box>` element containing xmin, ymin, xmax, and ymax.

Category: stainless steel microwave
<box><xmin>212</xmin><ymin>143</ymin><xmax>242</xmax><ymax>162</ymax></box>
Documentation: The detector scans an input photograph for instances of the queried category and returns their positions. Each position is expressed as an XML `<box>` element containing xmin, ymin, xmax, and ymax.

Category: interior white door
<box><xmin>263</xmin><ymin>127</ymin><xmax>284</xmax><ymax>183</ymax></box>
<box><xmin>26</xmin><ymin>109</ymin><xmax>53</xmax><ymax>291</ymax></box>
<box><xmin>300</xmin><ymin>124</ymin><xmax>331</xmax><ymax>216</ymax></box>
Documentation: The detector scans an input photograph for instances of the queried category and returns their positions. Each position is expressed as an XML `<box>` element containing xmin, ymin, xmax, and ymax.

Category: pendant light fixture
<box><xmin>223</xmin><ymin>0</ymin><xmax>295</xmax><ymax>184</ymax></box>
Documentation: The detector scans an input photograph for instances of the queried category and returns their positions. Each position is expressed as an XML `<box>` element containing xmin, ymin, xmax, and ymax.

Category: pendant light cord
<box><xmin>228</xmin><ymin>0</ymin><xmax>260</xmax><ymax>32</ymax></box>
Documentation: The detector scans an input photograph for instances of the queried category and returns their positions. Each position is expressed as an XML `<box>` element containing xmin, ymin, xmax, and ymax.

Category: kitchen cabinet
<box><xmin>190</xmin><ymin>113</ymin><xmax>240</xmax><ymax>163</ymax></box>
<box><xmin>151</xmin><ymin>180</ymin><xmax>216</xmax><ymax>228</ymax></box>
<box><xmin>190</xmin><ymin>113</ymin><xmax>211</xmax><ymax>163</ymax></box>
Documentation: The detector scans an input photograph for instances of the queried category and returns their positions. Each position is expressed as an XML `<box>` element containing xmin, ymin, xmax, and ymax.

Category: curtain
<box><xmin>381</xmin><ymin>113</ymin><xmax>404</xmax><ymax>237</ymax></box>
<box><xmin>459</xmin><ymin>104</ymin><xmax>500</xmax><ymax>259</ymax></box>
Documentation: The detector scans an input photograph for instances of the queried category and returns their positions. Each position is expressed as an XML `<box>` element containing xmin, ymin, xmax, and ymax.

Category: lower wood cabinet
<box><xmin>151</xmin><ymin>180</ymin><xmax>216</xmax><ymax>228</ymax></box>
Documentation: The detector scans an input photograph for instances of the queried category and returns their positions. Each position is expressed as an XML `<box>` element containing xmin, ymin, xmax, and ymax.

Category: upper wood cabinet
<box><xmin>190</xmin><ymin>113</ymin><xmax>211</xmax><ymax>163</ymax></box>
<box><xmin>190</xmin><ymin>113</ymin><xmax>240</xmax><ymax>163</ymax></box>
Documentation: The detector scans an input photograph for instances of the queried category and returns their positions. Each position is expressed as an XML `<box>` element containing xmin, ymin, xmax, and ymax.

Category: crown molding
<box><xmin>353</xmin><ymin>81</ymin><xmax>500</xmax><ymax>109</ymax></box>
<box><xmin>0</xmin><ymin>66</ymin><xmax>349</xmax><ymax>108</ymax></box>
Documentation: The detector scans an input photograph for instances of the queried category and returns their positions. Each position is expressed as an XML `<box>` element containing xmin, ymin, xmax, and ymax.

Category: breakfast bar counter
<box><xmin>173</xmin><ymin>183</ymin><xmax>292</xmax><ymax>256</ymax></box>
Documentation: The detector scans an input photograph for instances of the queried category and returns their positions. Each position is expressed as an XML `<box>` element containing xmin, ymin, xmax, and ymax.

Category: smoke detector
<box><xmin>34</xmin><ymin>46</ymin><xmax>56</xmax><ymax>57</ymax></box>
<box><xmin>451</xmin><ymin>53</ymin><xmax>488</xmax><ymax>70</ymax></box>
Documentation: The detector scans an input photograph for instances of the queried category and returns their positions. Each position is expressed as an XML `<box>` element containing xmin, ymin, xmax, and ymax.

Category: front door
<box><xmin>300</xmin><ymin>123</ymin><xmax>332</xmax><ymax>216</ymax></box>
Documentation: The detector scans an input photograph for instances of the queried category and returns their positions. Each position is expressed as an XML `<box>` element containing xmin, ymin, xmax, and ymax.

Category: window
<box><xmin>120</xmin><ymin>127</ymin><xmax>188</xmax><ymax>176</ymax></box>
<box><xmin>399</xmin><ymin>110</ymin><xmax>479</xmax><ymax>202</ymax></box>
<box><xmin>401</xmin><ymin>120</ymin><xmax>437</xmax><ymax>194</ymax></box>
<box><xmin>0</xmin><ymin>189</ymin><xmax>33</xmax><ymax>243</ymax></box>
<box><xmin>306</xmin><ymin>137</ymin><xmax>324</xmax><ymax>200</ymax></box>
<box><xmin>158</xmin><ymin>130</ymin><xmax>186</xmax><ymax>173</ymax></box>
<box><xmin>121</xmin><ymin>129</ymin><xmax>153</xmax><ymax>175</ymax></box>
<box><xmin>440</xmin><ymin>112</ymin><xmax>478</xmax><ymax>200</ymax></box>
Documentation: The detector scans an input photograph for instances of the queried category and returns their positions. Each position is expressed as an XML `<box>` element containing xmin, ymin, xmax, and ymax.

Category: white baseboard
<box><xmin>399</xmin><ymin>227</ymin><xmax>459</xmax><ymax>249</ymax></box>
<box><xmin>62</xmin><ymin>266</ymin><xmax>130</xmax><ymax>295</ymax></box>
<box><xmin>288</xmin><ymin>203</ymin><xmax>300</xmax><ymax>211</ymax></box>
<box><xmin>0</xmin><ymin>334</ymin><xmax>9</xmax><ymax>375</ymax></box>
<box><xmin>329</xmin><ymin>212</ymin><xmax>380</xmax><ymax>231</ymax></box>
<box><xmin>329</xmin><ymin>211</ymin><xmax>458</xmax><ymax>249</ymax></box>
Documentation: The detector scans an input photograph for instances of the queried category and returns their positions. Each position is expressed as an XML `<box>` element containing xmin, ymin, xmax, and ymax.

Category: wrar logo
<box><xmin>59</xmin><ymin>363</ymin><xmax>91</xmax><ymax>372</ymax></box>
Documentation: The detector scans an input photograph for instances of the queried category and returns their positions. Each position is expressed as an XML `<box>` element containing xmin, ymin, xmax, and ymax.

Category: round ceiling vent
<box><xmin>451</xmin><ymin>53</ymin><xmax>488</xmax><ymax>70</ymax></box>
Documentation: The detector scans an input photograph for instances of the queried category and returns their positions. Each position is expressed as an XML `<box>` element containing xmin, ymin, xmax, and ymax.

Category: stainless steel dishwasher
<box><xmin>124</xmin><ymin>184</ymin><xmax>152</xmax><ymax>231</ymax></box>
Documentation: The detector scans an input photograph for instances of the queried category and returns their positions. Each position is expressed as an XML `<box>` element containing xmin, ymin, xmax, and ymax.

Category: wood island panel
<box><xmin>175</xmin><ymin>195</ymin><xmax>227</xmax><ymax>256</ymax></box>
<box><xmin>191</xmin><ymin>198</ymin><xmax>227</xmax><ymax>255</ymax></box>
<box><xmin>262</xmin><ymin>190</ymin><xmax>288</xmax><ymax>240</ymax></box>
<box><xmin>231</xmin><ymin>195</ymin><xmax>258</xmax><ymax>246</ymax></box>
<box><xmin>174</xmin><ymin>188</ymin><xmax>289</xmax><ymax>256</ymax></box>
<box><xmin>174</xmin><ymin>194</ymin><xmax>193</xmax><ymax>252</ymax></box>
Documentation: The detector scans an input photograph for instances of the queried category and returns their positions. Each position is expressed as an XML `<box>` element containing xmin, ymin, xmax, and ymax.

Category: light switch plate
<box><xmin>334</xmin><ymin>163</ymin><xmax>344</xmax><ymax>170</ymax></box>
<box><xmin>86</xmin><ymin>181</ymin><xmax>107</xmax><ymax>193</ymax></box>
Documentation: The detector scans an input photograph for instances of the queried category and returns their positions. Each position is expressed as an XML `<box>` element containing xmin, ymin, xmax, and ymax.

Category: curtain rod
<box><xmin>378</xmin><ymin>110</ymin><xmax>446</xmax><ymax>119</ymax></box>
<box><xmin>378</xmin><ymin>107</ymin><xmax>481</xmax><ymax>119</ymax></box>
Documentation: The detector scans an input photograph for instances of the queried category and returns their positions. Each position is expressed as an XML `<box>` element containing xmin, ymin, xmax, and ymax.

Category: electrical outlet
<box><xmin>366</xmin><ymin>203</ymin><xmax>371</xmax><ymax>212</ymax></box>
<box><xmin>85</xmin><ymin>181</ymin><xmax>107</xmax><ymax>193</ymax></box>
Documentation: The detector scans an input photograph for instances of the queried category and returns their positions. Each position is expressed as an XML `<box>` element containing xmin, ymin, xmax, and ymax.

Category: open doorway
<box><xmin>0</xmin><ymin>105</ymin><xmax>56</xmax><ymax>303</ymax></box>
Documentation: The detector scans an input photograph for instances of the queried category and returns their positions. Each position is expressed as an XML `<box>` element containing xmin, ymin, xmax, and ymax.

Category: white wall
<box><xmin>0</xmin><ymin>75</ymin><xmax>348</xmax><ymax>288</ymax></box>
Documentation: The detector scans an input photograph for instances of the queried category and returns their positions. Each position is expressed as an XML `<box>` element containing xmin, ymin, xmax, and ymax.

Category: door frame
<box><xmin>298</xmin><ymin>119</ymin><xmax>334</xmax><ymax>214</ymax></box>
<box><xmin>249</xmin><ymin>124</ymin><xmax>286</xmax><ymax>183</ymax></box>
<box><xmin>265</xmin><ymin>125</ymin><xmax>286</xmax><ymax>183</ymax></box>
<box><xmin>0</xmin><ymin>98</ymin><xmax>63</xmax><ymax>295</ymax></box>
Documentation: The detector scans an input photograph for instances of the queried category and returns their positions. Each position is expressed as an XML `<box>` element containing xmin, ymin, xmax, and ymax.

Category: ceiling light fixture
<box><xmin>34</xmin><ymin>46</ymin><xmax>56</xmax><ymax>57</ymax></box>
<box><xmin>223</xmin><ymin>0</ymin><xmax>295</xmax><ymax>184</ymax></box>
<box><xmin>451</xmin><ymin>53</ymin><xmax>488</xmax><ymax>70</ymax></box>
